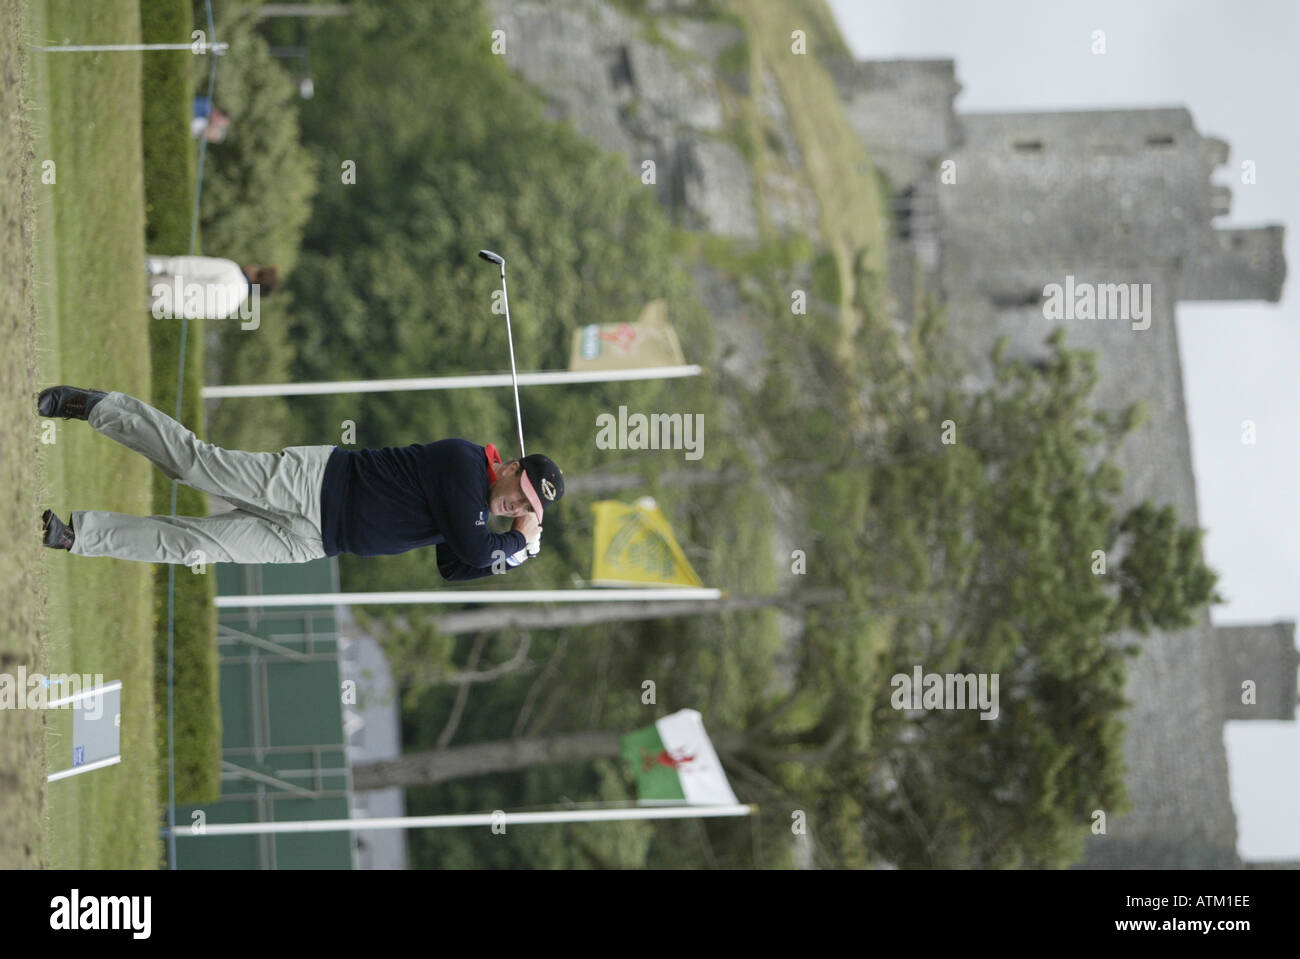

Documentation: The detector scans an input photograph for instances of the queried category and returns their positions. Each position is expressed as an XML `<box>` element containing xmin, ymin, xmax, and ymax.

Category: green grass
<box><xmin>140</xmin><ymin>0</ymin><xmax>220</xmax><ymax>808</ymax></box>
<box><xmin>0</xmin><ymin>0</ymin><xmax>46</xmax><ymax>870</ymax></box>
<box><xmin>26</xmin><ymin>0</ymin><xmax>171</xmax><ymax>868</ymax></box>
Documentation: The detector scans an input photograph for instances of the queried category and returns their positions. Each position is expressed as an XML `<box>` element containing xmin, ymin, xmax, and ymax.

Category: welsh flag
<box><xmin>619</xmin><ymin>709</ymin><xmax>738</xmax><ymax>805</ymax></box>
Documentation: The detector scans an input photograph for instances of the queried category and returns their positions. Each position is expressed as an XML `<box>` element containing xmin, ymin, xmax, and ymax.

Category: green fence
<box><xmin>174</xmin><ymin>557</ymin><xmax>353</xmax><ymax>869</ymax></box>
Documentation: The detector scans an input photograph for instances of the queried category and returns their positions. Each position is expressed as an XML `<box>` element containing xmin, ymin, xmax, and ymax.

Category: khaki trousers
<box><xmin>69</xmin><ymin>392</ymin><xmax>333</xmax><ymax>566</ymax></box>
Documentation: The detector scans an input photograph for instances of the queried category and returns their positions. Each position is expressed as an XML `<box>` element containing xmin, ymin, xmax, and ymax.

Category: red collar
<box><xmin>484</xmin><ymin>443</ymin><xmax>502</xmax><ymax>484</ymax></box>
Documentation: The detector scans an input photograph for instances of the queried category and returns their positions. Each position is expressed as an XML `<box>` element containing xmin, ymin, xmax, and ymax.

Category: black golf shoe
<box><xmin>38</xmin><ymin>386</ymin><xmax>108</xmax><ymax>421</ymax></box>
<box><xmin>41</xmin><ymin>510</ymin><xmax>75</xmax><ymax>550</ymax></box>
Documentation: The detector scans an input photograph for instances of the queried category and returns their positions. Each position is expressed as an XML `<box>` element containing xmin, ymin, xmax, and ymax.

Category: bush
<box><xmin>141</xmin><ymin>0</ymin><xmax>221</xmax><ymax>806</ymax></box>
<box><xmin>195</xmin><ymin>4</ymin><xmax>312</xmax><ymax>451</ymax></box>
<box><xmin>811</xmin><ymin>248</ymin><xmax>840</xmax><ymax>305</ymax></box>
<box><xmin>192</xmin><ymin>4</ymin><xmax>317</xmax><ymax>274</ymax></box>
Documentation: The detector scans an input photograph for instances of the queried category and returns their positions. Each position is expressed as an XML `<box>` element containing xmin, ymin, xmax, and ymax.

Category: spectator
<box><xmin>147</xmin><ymin>255</ymin><xmax>278</xmax><ymax>320</ymax></box>
<box><xmin>192</xmin><ymin>95</ymin><xmax>231</xmax><ymax>142</ymax></box>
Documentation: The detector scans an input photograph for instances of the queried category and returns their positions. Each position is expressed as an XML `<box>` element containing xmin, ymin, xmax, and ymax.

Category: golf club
<box><xmin>478</xmin><ymin>249</ymin><xmax>526</xmax><ymax>458</ymax></box>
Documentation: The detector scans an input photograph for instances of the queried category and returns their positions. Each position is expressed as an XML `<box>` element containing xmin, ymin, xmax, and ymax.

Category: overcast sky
<box><xmin>826</xmin><ymin>0</ymin><xmax>1300</xmax><ymax>862</ymax></box>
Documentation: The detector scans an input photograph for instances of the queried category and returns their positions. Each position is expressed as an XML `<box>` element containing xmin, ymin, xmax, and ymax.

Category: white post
<box><xmin>200</xmin><ymin>366</ymin><xmax>704</xmax><ymax>399</ymax></box>
<box><xmin>216</xmin><ymin>588</ymin><xmax>722</xmax><ymax>609</ymax></box>
<box><xmin>170</xmin><ymin>804</ymin><xmax>756</xmax><ymax>837</ymax></box>
<box><xmin>36</xmin><ymin>43</ymin><xmax>229</xmax><ymax>53</ymax></box>
<box><xmin>45</xmin><ymin>679</ymin><xmax>123</xmax><ymax>708</ymax></box>
<box><xmin>257</xmin><ymin>3</ymin><xmax>352</xmax><ymax>16</ymax></box>
<box><xmin>48</xmin><ymin>756</ymin><xmax>123</xmax><ymax>782</ymax></box>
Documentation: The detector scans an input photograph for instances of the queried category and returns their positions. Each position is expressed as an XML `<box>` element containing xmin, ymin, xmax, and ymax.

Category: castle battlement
<box><xmin>1180</xmin><ymin>225</ymin><xmax>1287</xmax><ymax>302</ymax></box>
<box><xmin>836</xmin><ymin>62</ymin><xmax>1287</xmax><ymax>306</ymax></box>
<box><xmin>1214</xmin><ymin>622</ymin><xmax>1300</xmax><ymax>720</ymax></box>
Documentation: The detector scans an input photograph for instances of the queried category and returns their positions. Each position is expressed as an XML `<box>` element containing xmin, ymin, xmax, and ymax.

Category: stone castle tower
<box><xmin>833</xmin><ymin>57</ymin><xmax>1295</xmax><ymax>868</ymax></box>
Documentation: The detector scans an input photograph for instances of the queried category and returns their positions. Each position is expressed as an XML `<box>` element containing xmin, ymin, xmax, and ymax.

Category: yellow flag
<box><xmin>569</xmin><ymin>300</ymin><xmax>687</xmax><ymax>371</ymax></box>
<box><xmin>591</xmin><ymin>498</ymin><xmax>703</xmax><ymax>587</ymax></box>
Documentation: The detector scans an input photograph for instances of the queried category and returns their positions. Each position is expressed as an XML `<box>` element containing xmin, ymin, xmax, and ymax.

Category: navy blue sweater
<box><xmin>318</xmin><ymin>439</ymin><xmax>527</xmax><ymax>580</ymax></box>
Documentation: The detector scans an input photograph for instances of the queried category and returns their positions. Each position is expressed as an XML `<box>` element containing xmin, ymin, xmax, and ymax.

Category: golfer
<box><xmin>37</xmin><ymin>386</ymin><xmax>563</xmax><ymax>580</ymax></box>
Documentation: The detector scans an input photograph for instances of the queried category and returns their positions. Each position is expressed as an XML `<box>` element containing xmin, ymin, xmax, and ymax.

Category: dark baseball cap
<box><xmin>519</xmin><ymin>453</ymin><xmax>564</xmax><ymax>517</ymax></box>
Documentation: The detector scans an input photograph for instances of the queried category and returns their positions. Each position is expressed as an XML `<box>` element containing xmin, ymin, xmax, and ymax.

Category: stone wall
<box><xmin>486</xmin><ymin>0</ymin><xmax>760</xmax><ymax>238</ymax></box>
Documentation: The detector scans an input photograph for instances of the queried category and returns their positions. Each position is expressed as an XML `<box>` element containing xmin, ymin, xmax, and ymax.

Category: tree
<box><xmin>1112</xmin><ymin>501</ymin><xmax>1223</xmax><ymax>635</ymax></box>
<box><xmin>196</xmin><ymin>5</ymin><xmax>317</xmax><ymax>273</ymax></box>
<box><xmin>198</xmin><ymin>5</ymin><xmax>318</xmax><ymax>453</ymax></box>
<box><xmin>846</xmin><ymin>324</ymin><xmax>1217</xmax><ymax>866</ymax></box>
<box><xmin>357</xmin><ymin>322</ymin><xmax>1222</xmax><ymax>868</ymax></box>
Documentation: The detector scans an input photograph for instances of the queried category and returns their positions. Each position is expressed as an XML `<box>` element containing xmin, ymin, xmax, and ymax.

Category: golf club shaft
<box><xmin>497</xmin><ymin>264</ymin><xmax>526</xmax><ymax>458</ymax></box>
<box><xmin>478</xmin><ymin>250</ymin><xmax>526</xmax><ymax>458</ymax></box>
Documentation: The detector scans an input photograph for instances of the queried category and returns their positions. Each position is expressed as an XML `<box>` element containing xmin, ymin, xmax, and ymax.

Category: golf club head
<box><xmin>478</xmin><ymin>249</ymin><xmax>505</xmax><ymax>266</ymax></box>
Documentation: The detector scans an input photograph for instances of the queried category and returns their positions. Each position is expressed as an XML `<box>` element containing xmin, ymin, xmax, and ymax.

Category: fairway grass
<box><xmin>0</xmin><ymin>0</ymin><xmax>47</xmax><ymax>870</ymax></box>
<box><xmin>26</xmin><ymin>0</ymin><xmax>163</xmax><ymax>868</ymax></box>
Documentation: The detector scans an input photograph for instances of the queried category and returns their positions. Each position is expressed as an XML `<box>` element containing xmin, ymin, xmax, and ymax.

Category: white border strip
<box><xmin>36</xmin><ymin>43</ymin><xmax>229</xmax><ymax>53</ymax></box>
<box><xmin>45</xmin><ymin>680</ymin><xmax>122</xmax><ymax>708</ymax></box>
<box><xmin>200</xmin><ymin>366</ymin><xmax>703</xmax><ymax>399</ymax></box>
<box><xmin>171</xmin><ymin>804</ymin><xmax>756</xmax><ymax>836</ymax></box>
<box><xmin>216</xmin><ymin>588</ymin><xmax>721</xmax><ymax>608</ymax></box>
<box><xmin>48</xmin><ymin>755</ymin><xmax>122</xmax><ymax>782</ymax></box>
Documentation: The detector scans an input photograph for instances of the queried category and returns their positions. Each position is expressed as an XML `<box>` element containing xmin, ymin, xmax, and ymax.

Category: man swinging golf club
<box><xmin>37</xmin><ymin>249</ymin><xmax>564</xmax><ymax>579</ymax></box>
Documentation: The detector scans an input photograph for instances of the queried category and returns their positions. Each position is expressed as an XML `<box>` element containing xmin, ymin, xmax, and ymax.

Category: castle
<box><xmin>831</xmin><ymin>57</ymin><xmax>1294</xmax><ymax>867</ymax></box>
<box><xmin>486</xmin><ymin>0</ymin><xmax>1296</xmax><ymax>867</ymax></box>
